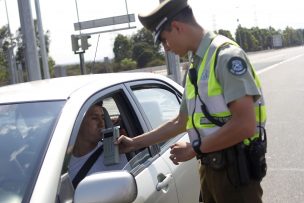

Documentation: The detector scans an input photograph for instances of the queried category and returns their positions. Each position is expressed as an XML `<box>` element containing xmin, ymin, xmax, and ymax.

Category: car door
<box><xmin>121</xmin><ymin>81</ymin><xmax>180</xmax><ymax>203</ymax></box>
<box><xmin>57</xmin><ymin>83</ymin><xmax>179</xmax><ymax>203</ymax></box>
<box><xmin>57</xmin><ymin>79</ymin><xmax>199</xmax><ymax>203</ymax></box>
<box><xmin>125</xmin><ymin>80</ymin><xmax>201</xmax><ymax>203</ymax></box>
<box><xmin>102</xmin><ymin>93</ymin><xmax>178</xmax><ymax>203</ymax></box>
<box><xmin>124</xmin><ymin>148</ymin><xmax>179</xmax><ymax>203</ymax></box>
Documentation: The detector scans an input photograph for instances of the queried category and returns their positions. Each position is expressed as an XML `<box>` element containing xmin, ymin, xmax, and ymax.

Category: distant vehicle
<box><xmin>272</xmin><ymin>34</ymin><xmax>283</xmax><ymax>48</ymax></box>
<box><xmin>0</xmin><ymin>73</ymin><xmax>200</xmax><ymax>203</ymax></box>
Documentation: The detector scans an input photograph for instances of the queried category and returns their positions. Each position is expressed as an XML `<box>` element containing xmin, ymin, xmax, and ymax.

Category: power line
<box><xmin>4</xmin><ymin>0</ymin><xmax>12</xmax><ymax>37</ymax></box>
<box><xmin>91</xmin><ymin>34</ymin><xmax>100</xmax><ymax>74</ymax></box>
<box><xmin>74</xmin><ymin>0</ymin><xmax>82</xmax><ymax>35</ymax></box>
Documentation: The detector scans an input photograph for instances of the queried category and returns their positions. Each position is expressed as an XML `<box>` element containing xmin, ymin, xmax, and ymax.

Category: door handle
<box><xmin>156</xmin><ymin>173</ymin><xmax>173</xmax><ymax>191</ymax></box>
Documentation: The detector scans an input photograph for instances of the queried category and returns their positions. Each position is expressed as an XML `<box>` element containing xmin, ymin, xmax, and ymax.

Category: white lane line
<box><xmin>257</xmin><ymin>53</ymin><xmax>304</xmax><ymax>75</ymax></box>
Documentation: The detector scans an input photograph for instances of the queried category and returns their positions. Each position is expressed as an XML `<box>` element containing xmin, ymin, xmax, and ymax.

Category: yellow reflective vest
<box><xmin>185</xmin><ymin>35</ymin><xmax>266</xmax><ymax>145</ymax></box>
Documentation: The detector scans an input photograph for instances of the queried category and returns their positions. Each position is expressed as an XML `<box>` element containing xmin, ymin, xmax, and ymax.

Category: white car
<box><xmin>0</xmin><ymin>73</ymin><xmax>200</xmax><ymax>203</ymax></box>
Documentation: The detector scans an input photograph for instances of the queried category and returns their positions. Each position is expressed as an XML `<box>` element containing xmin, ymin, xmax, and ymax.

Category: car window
<box><xmin>132</xmin><ymin>86</ymin><xmax>181</xmax><ymax>129</ymax></box>
<box><xmin>66</xmin><ymin>96</ymin><xmax>129</xmax><ymax>176</ymax></box>
<box><xmin>131</xmin><ymin>85</ymin><xmax>181</xmax><ymax>148</ymax></box>
<box><xmin>59</xmin><ymin>93</ymin><xmax>134</xmax><ymax>202</ymax></box>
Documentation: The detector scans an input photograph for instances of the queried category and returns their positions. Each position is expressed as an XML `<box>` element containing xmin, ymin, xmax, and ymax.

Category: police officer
<box><xmin>117</xmin><ymin>0</ymin><xmax>267</xmax><ymax>202</ymax></box>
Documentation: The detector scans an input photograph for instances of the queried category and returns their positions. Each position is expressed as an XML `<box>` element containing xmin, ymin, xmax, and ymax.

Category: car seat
<box><xmin>102</xmin><ymin>107</ymin><xmax>113</xmax><ymax>129</ymax></box>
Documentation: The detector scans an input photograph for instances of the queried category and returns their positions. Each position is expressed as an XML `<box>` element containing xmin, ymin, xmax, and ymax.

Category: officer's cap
<box><xmin>138</xmin><ymin>0</ymin><xmax>189</xmax><ymax>44</ymax></box>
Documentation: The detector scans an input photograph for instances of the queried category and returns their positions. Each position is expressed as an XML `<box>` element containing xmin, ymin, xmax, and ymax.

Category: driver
<box><xmin>68</xmin><ymin>103</ymin><xmax>128</xmax><ymax>188</ymax></box>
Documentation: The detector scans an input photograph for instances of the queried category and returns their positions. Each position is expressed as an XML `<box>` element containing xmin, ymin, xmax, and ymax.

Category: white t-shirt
<box><xmin>69</xmin><ymin>143</ymin><xmax>129</xmax><ymax>180</ymax></box>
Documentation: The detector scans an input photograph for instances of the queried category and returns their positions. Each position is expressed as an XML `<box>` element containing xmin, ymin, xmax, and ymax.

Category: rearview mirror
<box><xmin>74</xmin><ymin>170</ymin><xmax>137</xmax><ymax>203</ymax></box>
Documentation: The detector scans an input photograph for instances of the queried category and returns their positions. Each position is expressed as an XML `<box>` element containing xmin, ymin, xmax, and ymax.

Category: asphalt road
<box><xmin>249</xmin><ymin>46</ymin><xmax>304</xmax><ymax>71</ymax></box>
<box><xmin>256</xmin><ymin>46</ymin><xmax>304</xmax><ymax>203</ymax></box>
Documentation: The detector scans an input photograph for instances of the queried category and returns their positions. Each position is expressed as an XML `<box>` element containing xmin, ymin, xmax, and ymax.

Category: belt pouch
<box><xmin>225</xmin><ymin>144</ymin><xmax>250</xmax><ymax>187</ymax></box>
<box><xmin>236</xmin><ymin>143</ymin><xmax>250</xmax><ymax>185</ymax></box>
<box><xmin>209</xmin><ymin>151</ymin><xmax>226</xmax><ymax>170</ymax></box>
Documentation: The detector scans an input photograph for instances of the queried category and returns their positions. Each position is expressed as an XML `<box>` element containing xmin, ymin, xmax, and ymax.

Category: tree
<box><xmin>257</xmin><ymin>28</ymin><xmax>273</xmax><ymax>49</ymax></box>
<box><xmin>119</xmin><ymin>58</ymin><xmax>137</xmax><ymax>71</ymax></box>
<box><xmin>131</xmin><ymin>28</ymin><xmax>164</xmax><ymax>68</ymax></box>
<box><xmin>112</xmin><ymin>28</ymin><xmax>165</xmax><ymax>70</ymax></box>
<box><xmin>281</xmin><ymin>26</ymin><xmax>303</xmax><ymax>47</ymax></box>
<box><xmin>131</xmin><ymin>28</ymin><xmax>161</xmax><ymax>52</ymax></box>
<box><xmin>0</xmin><ymin>26</ymin><xmax>10</xmax><ymax>85</ymax></box>
<box><xmin>246</xmin><ymin>32</ymin><xmax>259</xmax><ymax>51</ymax></box>
<box><xmin>15</xmin><ymin>20</ymin><xmax>50</xmax><ymax>67</ymax></box>
<box><xmin>111</xmin><ymin>23</ymin><xmax>303</xmax><ymax>71</ymax></box>
<box><xmin>218</xmin><ymin>29</ymin><xmax>235</xmax><ymax>41</ymax></box>
<box><xmin>235</xmin><ymin>25</ymin><xmax>245</xmax><ymax>49</ymax></box>
<box><xmin>48</xmin><ymin>56</ymin><xmax>56</xmax><ymax>77</ymax></box>
<box><xmin>300</xmin><ymin>29</ymin><xmax>304</xmax><ymax>45</ymax></box>
<box><xmin>113</xmin><ymin>34</ymin><xmax>132</xmax><ymax>62</ymax></box>
<box><xmin>15</xmin><ymin>20</ymin><xmax>56</xmax><ymax>81</ymax></box>
<box><xmin>132</xmin><ymin>42</ymin><xmax>154</xmax><ymax>68</ymax></box>
<box><xmin>236</xmin><ymin>26</ymin><xmax>260</xmax><ymax>51</ymax></box>
<box><xmin>0</xmin><ymin>50</ymin><xmax>8</xmax><ymax>85</ymax></box>
<box><xmin>250</xmin><ymin>27</ymin><xmax>263</xmax><ymax>50</ymax></box>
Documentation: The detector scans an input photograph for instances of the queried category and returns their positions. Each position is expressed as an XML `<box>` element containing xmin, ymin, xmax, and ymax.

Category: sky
<box><xmin>0</xmin><ymin>0</ymin><xmax>303</xmax><ymax>65</ymax></box>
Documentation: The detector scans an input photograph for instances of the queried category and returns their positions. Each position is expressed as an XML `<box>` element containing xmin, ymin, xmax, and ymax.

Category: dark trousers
<box><xmin>199</xmin><ymin>163</ymin><xmax>263</xmax><ymax>203</ymax></box>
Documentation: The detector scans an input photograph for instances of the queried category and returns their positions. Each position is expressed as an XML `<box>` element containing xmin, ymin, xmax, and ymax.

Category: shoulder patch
<box><xmin>227</xmin><ymin>57</ymin><xmax>247</xmax><ymax>76</ymax></box>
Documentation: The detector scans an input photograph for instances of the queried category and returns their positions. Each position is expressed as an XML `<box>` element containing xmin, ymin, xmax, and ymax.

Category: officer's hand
<box><xmin>115</xmin><ymin>135</ymin><xmax>135</xmax><ymax>154</ymax></box>
<box><xmin>169</xmin><ymin>142</ymin><xmax>196</xmax><ymax>165</ymax></box>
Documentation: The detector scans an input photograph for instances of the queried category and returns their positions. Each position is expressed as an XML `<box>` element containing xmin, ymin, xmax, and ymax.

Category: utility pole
<box><xmin>6</xmin><ymin>47</ymin><xmax>17</xmax><ymax>84</ymax></box>
<box><xmin>159</xmin><ymin>0</ymin><xmax>181</xmax><ymax>85</ymax></box>
<box><xmin>34</xmin><ymin>0</ymin><xmax>50</xmax><ymax>79</ymax></box>
<box><xmin>79</xmin><ymin>52</ymin><xmax>86</xmax><ymax>74</ymax></box>
<box><xmin>17</xmin><ymin>0</ymin><xmax>41</xmax><ymax>81</ymax></box>
<box><xmin>74</xmin><ymin>0</ymin><xmax>87</xmax><ymax>75</ymax></box>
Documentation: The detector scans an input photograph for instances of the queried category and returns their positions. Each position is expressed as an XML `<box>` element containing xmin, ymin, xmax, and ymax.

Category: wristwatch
<box><xmin>192</xmin><ymin>139</ymin><xmax>204</xmax><ymax>158</ymax></box>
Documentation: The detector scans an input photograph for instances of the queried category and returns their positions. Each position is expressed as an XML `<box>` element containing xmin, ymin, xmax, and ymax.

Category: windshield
<box><xmin>0</xmin><ymin>101</ymin><xmax>64</xmax><ymax>202</ymax></box>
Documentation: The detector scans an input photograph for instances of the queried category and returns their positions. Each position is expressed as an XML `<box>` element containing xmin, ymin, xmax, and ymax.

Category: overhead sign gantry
<box><xmin>72</xmin><ymin>10</ymin><xmax>136</xmax><ymax>74</ymax></box>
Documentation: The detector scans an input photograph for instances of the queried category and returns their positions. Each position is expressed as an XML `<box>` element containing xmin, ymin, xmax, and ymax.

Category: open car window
<box><xmin>129</xmin><ymin>82</ymin><xmax>182</xmax><ymax>149</ymax></box>
<box><xmin>132</xmin><ymin>87</ymin><xmax>181</xmax><ymax>129</ymax></box>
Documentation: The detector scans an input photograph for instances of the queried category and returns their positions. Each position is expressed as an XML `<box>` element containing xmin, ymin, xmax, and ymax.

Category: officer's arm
<box><xmin>130</xmin><ymin>111</ymin><xmax>188</xmax><ymax>150</ymax></box>
<box><xmin>200</xmin><ymin>95</ymin><xmax>256</xmax><ymax>153</ymax></box>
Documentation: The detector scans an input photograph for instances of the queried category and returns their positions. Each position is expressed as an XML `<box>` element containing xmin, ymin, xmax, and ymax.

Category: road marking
<box><xmin>268</xmin><ymin>167</ymin><xmax>304</xmax><ymax>172</ymax></box>
<box><xmin>257</xmin><ymin>53</ymin><xmax>304</xmax><ymax>75</ymax></box>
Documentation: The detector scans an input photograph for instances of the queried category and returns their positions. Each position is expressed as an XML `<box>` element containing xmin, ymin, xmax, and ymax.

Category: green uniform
<box><xmin>181</xmin><ymin>31</ymin><xmax>265</xmax><ymax>203</ymax></box>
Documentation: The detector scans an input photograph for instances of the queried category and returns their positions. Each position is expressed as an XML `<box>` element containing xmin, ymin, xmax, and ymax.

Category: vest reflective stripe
<box><xmin>207</xmin><ymin>38</ymin><xmax>239</xmax><ymax>96</ymax></box>
<box><xmin>187</xmin><ymin>128</ymin><xmax>219</xmax><ymax>143</ymax></box>
<box><xmin>208</xmin><ymin>42</ymin><xmax>237</xmax><ymax>96</ymax></box>
<box><xmin>255</xmin><ymin>105</ymin><xmax>266</xmax><ymax>122</ymax></box>
<box><xmin>185</xmin><ymin>35</ymin><xmax>267</xmax><ymax>144</ymax></box>
<box><xmin>186</xmin><ymin>109</ymin><xmax>266</xmax><ymax>130</ymax></box>
<box><xmin>186</xmin><ymin>111</ymin><xmax>232</xmax><ymax>128</ymax></box>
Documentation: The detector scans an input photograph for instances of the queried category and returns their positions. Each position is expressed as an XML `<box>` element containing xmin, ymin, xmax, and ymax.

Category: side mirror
<box><xmin>74</xmin><ymin>170</ymin><xmax>137</xmax><ymax>203</ymax></box>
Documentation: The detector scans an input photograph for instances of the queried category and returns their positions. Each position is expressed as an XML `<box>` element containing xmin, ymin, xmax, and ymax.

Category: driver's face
<box><xmin>79</xmin><ymin>105</ymin><xmax>105</xmax><ymax>143</ymax></box>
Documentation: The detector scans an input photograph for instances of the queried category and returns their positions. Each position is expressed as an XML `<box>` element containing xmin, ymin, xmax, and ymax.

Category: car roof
<box><xmin>0</xmin><ymin>73</ymin><xmax>173</xmax><ymax>104</ymax></box>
